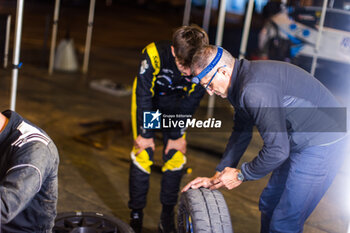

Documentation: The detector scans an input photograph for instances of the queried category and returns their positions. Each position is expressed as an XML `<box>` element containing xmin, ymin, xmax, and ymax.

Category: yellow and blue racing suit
<box><xmin>129</xmin><ymin>41</ymin><xmax>205</xmax><ymax>210</ymax></box>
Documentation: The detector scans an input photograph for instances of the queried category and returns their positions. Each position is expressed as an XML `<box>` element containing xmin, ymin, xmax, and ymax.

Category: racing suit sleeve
<box><xmin>132</xmin><ymin>42</ymin><xmax>161</xmax><ymax>139</ymax></box>
<box><xmin>216</xmin><ymin>108</ymin><xmax>254</xmax><ymax>172</ymax></box>
<box><xmin>0</xmin><ymin>141</ymin><xmax>56</xmax><ymax>223</ymax></box>
<box><xmin>181</xmin><ymin>83</ymin><xmax>205</xmax><ymax>116</ymax></box>
<box><xmin>240</xmin><ymin>84</ymin><xmax>290</xmax><ymax>181</ymax></box>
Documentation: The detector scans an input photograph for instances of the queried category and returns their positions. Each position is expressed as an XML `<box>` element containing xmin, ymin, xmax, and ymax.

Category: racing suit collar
<box><xmin>0</xmin><ymin>110</ymin><xmax>19</xmax><ymax>142</ymax></box>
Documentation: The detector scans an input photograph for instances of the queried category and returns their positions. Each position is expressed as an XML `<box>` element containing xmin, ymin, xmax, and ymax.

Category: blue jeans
<box><xmin>259</xmin><ymin>137</ymin><xmax>347</xmax><ymax>233</ymax></box>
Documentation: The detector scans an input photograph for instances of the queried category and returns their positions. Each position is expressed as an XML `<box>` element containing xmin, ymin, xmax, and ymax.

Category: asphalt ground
<box><xmin>0</xmin><ymin>1</ymin><xmax>349</xmax><ymax>232</ymax></box>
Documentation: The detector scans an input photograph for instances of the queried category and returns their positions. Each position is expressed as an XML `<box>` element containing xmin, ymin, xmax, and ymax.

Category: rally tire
<box><xmin>53</xmin><ymin>211</ymin><xmax>134</xmax><ymax>233</ymax></box>
<box><xmin>178</xmin><ymin>188</ymin><xmax>233</xmax><ymax>233</ymax></box>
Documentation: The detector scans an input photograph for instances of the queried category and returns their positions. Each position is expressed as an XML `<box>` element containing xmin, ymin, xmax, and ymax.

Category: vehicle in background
<box><xmin>263</xmin><ymin>4</ymin><xmax>350</xmax><ymax>100</ymax></box>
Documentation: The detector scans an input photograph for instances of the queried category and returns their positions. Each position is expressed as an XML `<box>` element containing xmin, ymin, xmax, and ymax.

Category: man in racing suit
<box><xmin>0</xmin><ymin>110</ymin><xmax>59</xmax><ymax>232</ymax></box>
<box><xmin>183</xmin><ymin>45</ymin><xmax>347</xmax><ymax>233</ymax></box>
<box><xmin>129</xmin><ymin>25</ymin><xmax>208</xmax><ymax>233</ymax></box>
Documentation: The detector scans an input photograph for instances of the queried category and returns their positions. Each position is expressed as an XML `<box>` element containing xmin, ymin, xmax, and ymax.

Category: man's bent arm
<box><xmin>0</xmin><ymin>143</ymin><xmax>52</xmax><ymax>223</ymax></box>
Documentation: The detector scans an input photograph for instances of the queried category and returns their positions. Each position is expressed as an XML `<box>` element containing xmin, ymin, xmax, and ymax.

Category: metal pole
<box><xmin>310</xmin><ymin>0</ymin><xmax>328</xmax><ymax>76</ymax></box>
<box><xmin>48</xmin><ymin>0</ymin><xmax>60</xmax><ymax>75</ymax></box>
<box><xmin>4</xmin><ymin>15</ymin><xmax>11</xmax><ymax>68</ymax></box>
<box><xmin>183</xmin><ymin>0</ymin><xmax>192</xmax><ymax>26</ymax></box>
<box><xmin>328</xmin><ymin>0</ymin><xmax>334</xmax><ymax>8</ymax></box>
<box><xmin>215</xmin><ymin>0</ymin><xmax>227</xmax><ymax>47</ymax></box>
<box><xmin>82</xmin><ymin>0</ymin><xmax>96</xmax><ymax>74</ymax></box>
<box><xmin>10</xmin><ymin>0</ymin><xmax>24</xmax><ymax>111</ymax></box>
<box><xmin>207</xmin><ymin>0</ymin><xmax>227</xmax><ymax>118</ymax></box>
<box><xmin>239</xmin><ymin>0</ymin><xmax>254</xmax><ymax>59</ymax></box>
<box><xmin>202</xmin><ymin>0</ymin><xmax>212</xmax><ymax>32</ymax></box>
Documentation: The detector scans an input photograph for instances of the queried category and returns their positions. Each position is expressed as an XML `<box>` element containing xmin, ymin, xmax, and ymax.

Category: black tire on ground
<box><xmin>53</xmin><ymin>211</ymin><xmax>134</xmax><ymax>233</ymax></box>
<box><xmin>178</xmin><ymin>188</ymin><xmax>233</xmax><ymax>233</ymax></box>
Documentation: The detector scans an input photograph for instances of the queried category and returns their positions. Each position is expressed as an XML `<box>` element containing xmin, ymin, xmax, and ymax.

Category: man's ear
<box><xmin>218</xmin><ymin>66</ymin><xmax>228</xmax><ymax>78</ymax></box>
<box><xmin>171</xmin><ymin>46</ymin><xmax>175</xmax><ymax>57</ymax></box>
<box><xmin>219</xmin><ymin>66</ymin><xmax>232</xmax><ymax>80</ymax></box>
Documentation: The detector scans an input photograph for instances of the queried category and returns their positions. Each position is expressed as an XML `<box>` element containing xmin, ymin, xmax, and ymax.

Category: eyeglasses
<box><xmin>203</xmin><ymin>65</ymin><xmax>226</xmax><ymax>89</ymax></box>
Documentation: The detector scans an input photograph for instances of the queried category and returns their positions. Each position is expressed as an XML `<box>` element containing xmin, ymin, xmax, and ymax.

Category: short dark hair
<box><xmin>172</xmin><ymin>24</ymin><xmax>209</xmax><ymax>67</ymax></box>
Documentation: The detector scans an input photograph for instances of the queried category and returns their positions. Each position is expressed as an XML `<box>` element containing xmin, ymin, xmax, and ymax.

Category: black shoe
<box><xmin>158</xmin><ymin>210</ymin><xmax>176</xmax><ymax>233</ymax></box>
<box><xmin>130</xmin><ymin>210</ymin><xmax>143</xmax><ymax>233</ymax></box>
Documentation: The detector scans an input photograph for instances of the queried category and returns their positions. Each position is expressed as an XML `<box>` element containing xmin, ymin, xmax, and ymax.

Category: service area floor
<box><xmin>0</xmin><ymin>1</ymin><xmax>349</xmax><ymax>232</ymax></box>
